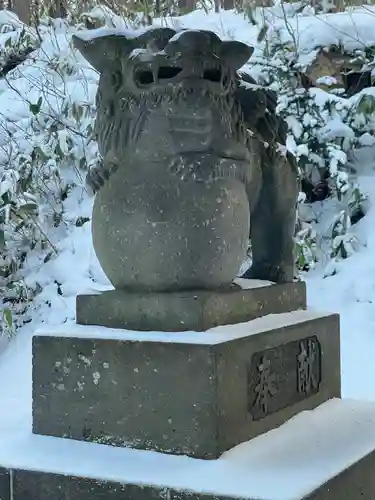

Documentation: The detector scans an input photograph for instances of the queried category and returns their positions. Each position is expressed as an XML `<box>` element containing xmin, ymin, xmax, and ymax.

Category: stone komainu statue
<box><xmin>73</xmin><ymin>27</ymin><xmax>298</xmax><ymax>292</ymax></box>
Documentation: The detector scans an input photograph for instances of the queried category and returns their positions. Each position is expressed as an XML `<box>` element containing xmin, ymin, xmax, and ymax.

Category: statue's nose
<box><xmin>164</xmin><ymin>30</ymin><xmax>222</xmax><ymax>60</ymax></box>
<box><xmin>163</xmin><ymin>30</ymin><xmax>224</xmax><ymax>84</ymax></box>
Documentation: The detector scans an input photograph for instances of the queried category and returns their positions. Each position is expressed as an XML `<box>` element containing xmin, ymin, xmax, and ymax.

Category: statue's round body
<box><xmin>92</xmin><ymin>164</ymin><xmax>250</xmax><ymax>292</ymax></box>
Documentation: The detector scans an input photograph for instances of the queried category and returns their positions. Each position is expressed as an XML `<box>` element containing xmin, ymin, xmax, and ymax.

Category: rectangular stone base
<box><xmin>32</xmin><ymin>309</ymin><xmax>340</xmax><ymax>459</ymax></box>
<box><xmin>76</xmin><ymin>279</ymin><xmax>306</xmax><ymax>332</ymax></box>
<box><xmin>6</xmin><ymin>399</ymin><xmax>375</xmax><ymax>499</ymax></box>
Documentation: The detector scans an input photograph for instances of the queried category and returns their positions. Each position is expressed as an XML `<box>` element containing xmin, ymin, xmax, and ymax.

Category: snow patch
<box><xmin>34</xmin><ymin>309</ymin><xmax>331</xmax><ymax>345</ymax></box>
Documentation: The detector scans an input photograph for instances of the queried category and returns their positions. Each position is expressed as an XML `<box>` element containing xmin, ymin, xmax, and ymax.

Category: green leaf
<box><xmin>79</xmin><ymin>156</ymin><xmax>87</xmax><ymax>170</ymax></box>
<box><xmin>72</xmin><ymin>102</ymin><xmax>84</xmax><ymax>121</ymax></box>
<box><xmin>43</xmin><ymin>251</ymin><xmax>53</xmax><ymax>264</ymax></box>
<box><xmin>14</xmin><ymin>220</ymin><xmax>26</xmax><ymax>232</ymax></box>
<box><xmin>356</xmin><ymin>94</ymin><xmax>375</xmax><ymax>116</ymax></box>
<box><xmin>1</xmin><ymin>191</ymin><xmax>11</xmax><ymax>206</ymax></box>
<box><xmin>29</xmin><ymin>96</ymin><xmax>43</xmax><ymax>116</ymax></box>
<box><xmin>257</xmin><ymin>24</ymin><xmax>268</xmax><ymax>43</ymax></box>
<box><xmin>32</xmin><ymin>146</ymin><xmax>49</xmax><ymax>162</ymax></box>
<box><xmin>75</xmin><ymin>216</ymin><xmax>90</xmax><ymax>227</ymax></box>
<box><xmin>0</xmin><ymin>229</ymin><xmax>5</xmax><ymax>250</ymax></box>
<box><xmin>2</xmin><ymin>308</ymin><xmax>13</xmax><ymax>332</ymax></box>
<box><xmin>19</xmin><ymin>202</ymin><xmax>38</xmax><ymax>214</ymax></box>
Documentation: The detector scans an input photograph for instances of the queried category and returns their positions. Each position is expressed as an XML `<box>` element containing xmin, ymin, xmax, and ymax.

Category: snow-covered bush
<box><xmin>0</xmin><ymin>13</ymin><xmax>39</xmax><ymax>77</ymax></box>
<box><xmin>246</xmin><ymin>13</ymin><xmax>375</xmax><ymax>272</ymax></box>
<box><xmin>0</xmin><ymin>17</ymin><xmax>99</xmax><ymax>335</ymax></box>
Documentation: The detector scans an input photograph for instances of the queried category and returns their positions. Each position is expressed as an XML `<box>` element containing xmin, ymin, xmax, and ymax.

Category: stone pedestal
<box><xmin>32</xmin><ymin>309</ymin><xmax>340</xmax><ymax>459</ymax></box>
<box><xmin>76</xmin><ymin>280</ymin><xmax>306</xmax><ymax>332</ymax></box>
<box><xmin>25</xmin><ymin>277</ymin><xmax>375</xmax><ymax>499</ymax></box>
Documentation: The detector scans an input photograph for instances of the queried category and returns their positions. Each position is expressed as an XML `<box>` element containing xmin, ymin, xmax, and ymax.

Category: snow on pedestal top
<box><xmin>33</xmin><ymin>308</ymin><xmax>332</xmax><ymax>345</ymax></box>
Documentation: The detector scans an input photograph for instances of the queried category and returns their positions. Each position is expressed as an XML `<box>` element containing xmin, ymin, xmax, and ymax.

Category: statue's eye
<box><xmin>203</xmin><ymin>68</ymin><xmax>222</xmax><ymax>83</ymax></box>
<box><xmin>111</xmin><ymin>71</ymin><xmax>122</xmax><ymax>90</ymax></box>
<box><xmin>134</xmin><ymin>66</ymin><xmax>182</xmax><ymax>87</ymax></box>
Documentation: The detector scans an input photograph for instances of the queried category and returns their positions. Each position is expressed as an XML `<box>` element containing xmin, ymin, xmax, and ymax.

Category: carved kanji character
<box><xmin>297</xmin><ymin>338</ymin><xmax>319</xmax><ymax>395</ymax></box>
<box><xmin>254</xmin><ymin>355</ymin><xmax>277</xmax><ymax>415</ymax></box>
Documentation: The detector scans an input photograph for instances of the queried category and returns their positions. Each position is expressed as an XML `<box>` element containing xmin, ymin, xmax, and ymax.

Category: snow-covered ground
<box><xmin>1</xmin><ymin>4</ymin><xmax>375</xmax><ymax>496</ymax></box>
<box><xmin>307</xmin><ymin>170</ymin><xmax>375</xmax><ymax>400</ymax></box>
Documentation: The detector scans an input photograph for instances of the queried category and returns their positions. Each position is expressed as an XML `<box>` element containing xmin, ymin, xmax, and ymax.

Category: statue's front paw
<box><xmin>241</xmin><ymin>264</ymin><xmax>295</xmax><ymax>284</ymax></box>
<box><xmin>86</xmin><ymin>166</ymin><xmax>110</xmax><ymax>194</ymax></box>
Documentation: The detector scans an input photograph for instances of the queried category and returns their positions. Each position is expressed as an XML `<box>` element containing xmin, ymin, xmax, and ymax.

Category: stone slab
<box><xmin>12</xmin><ymin>469</ymin><xmax>239</xmax><ymax>500</ymax></box>
<box><xmin>9</xmin><ymin>454</ymin><xmax>375</xmax><ymax>500</ymax></box>
<box><xmin>5</xmin><ymin>399</ymin><xmax>375</xmax><ymax>500</ymax></box>
<box><xmin>32</xmin><ymin>309</ymin><xmax>340</xmax><ymax>459</ymax></box>
<box><xmin>9</xmin><ymin>398</ymin><xmax>375</xmax><ymax>500</ymax></box>
<box><xmin>12</xmin><ymin>470</ymin><xmax>165</xmax><ymax>500</ymax></box>
<box><xmin>9</xmin><ymin>447</ymin><xmax>375</xmax><ymax>500</ymax></box>
<box><xmin>76</xmin><ymin>280</ymin><xmax>306</xmax><ymax>332</ymax></box>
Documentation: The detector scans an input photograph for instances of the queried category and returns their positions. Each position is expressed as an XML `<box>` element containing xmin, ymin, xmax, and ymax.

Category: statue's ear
<box><xmin>72</xmin><ymin>32</ymin><xmax>133</xmax><ymax>73</ymax></box>
<box><xmin>219</xmin><ymin>41</ymin><xmax>254</xmax><ymax>72</ymax></box>
<box><xmin>73</xmin><ymin>27</ymin><xmax>177</xmax><ymax>74</ymax></box>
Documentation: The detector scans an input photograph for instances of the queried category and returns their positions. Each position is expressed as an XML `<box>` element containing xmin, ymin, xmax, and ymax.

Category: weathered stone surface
<box><xmin>72</xmin><ymin>27</ymin><xmax>298</xmax><ymax>291</ymax></box>
<box><xmin>33</xmin><ymin>310</ymin><xmax>340</xmax><ymax>459</ymax></box>
<box><xmin>76</xmin><ymin>280</ymin><xmax>306</xmax><ymax>332</ymax></box>
<box><xmin>12</xmin><ymin>469</ymin><xmax>233</xmax><ymax>500</ymax></box>
<box><xmin>13</xmin><ymin>470</ymin><xmax>164</xmax><ymax>500</ymax></box>
<box><xmin>304</xmin><ymin>448</ymin><xmax>375</xmax><ymax>500</ymax></box>
<box><xmin>0</xmin><ymin>468</ymin><xmax>10</xmax><ymax>500</ymax></box>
